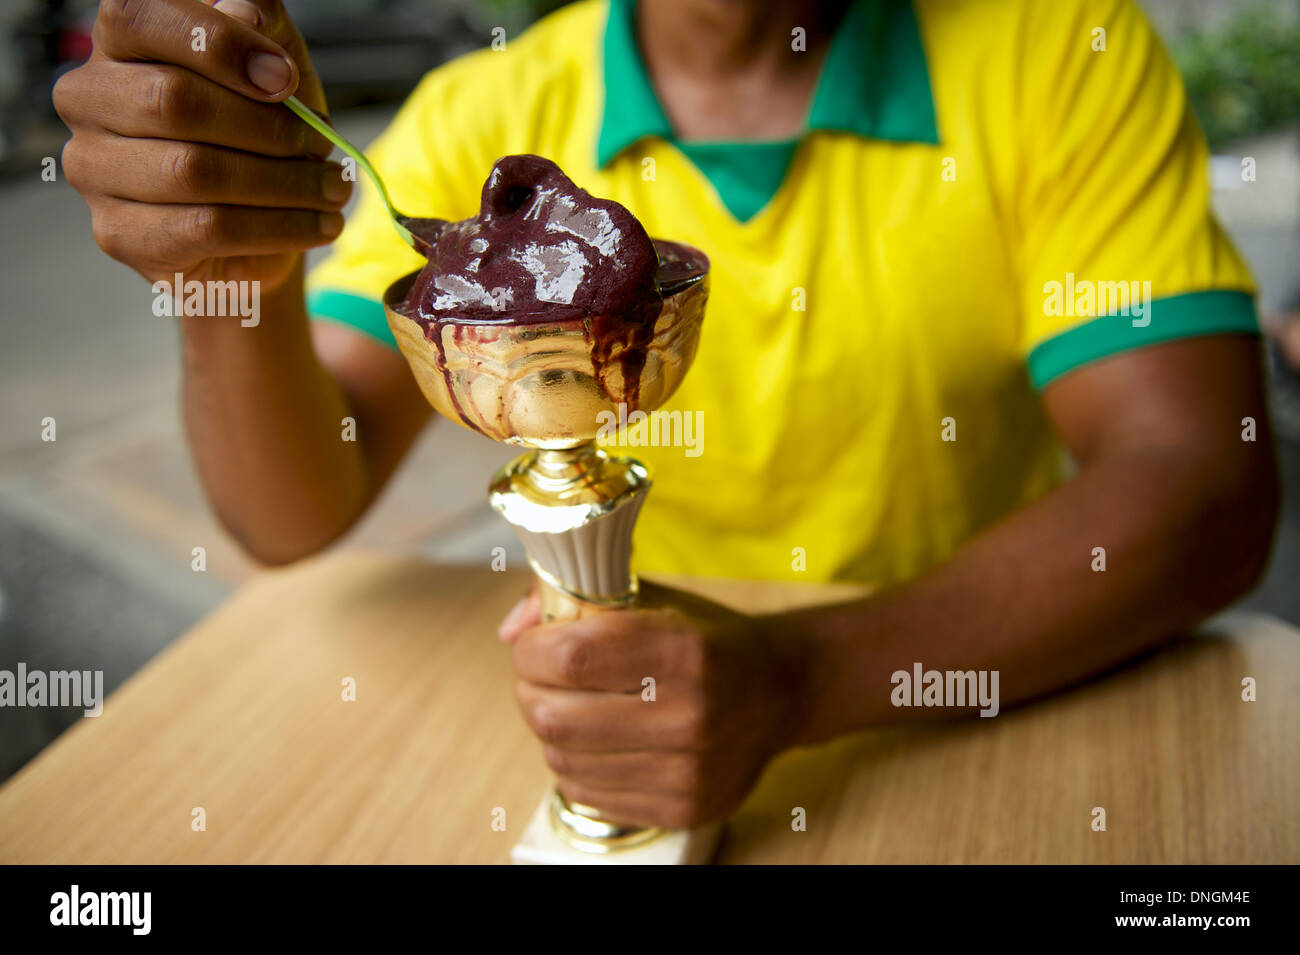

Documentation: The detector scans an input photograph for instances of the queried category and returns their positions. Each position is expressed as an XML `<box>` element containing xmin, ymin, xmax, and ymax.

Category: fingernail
<box><xmin>248</xmin><ymin>51</ymin><xmax>293</xmax><ymax>94</ymax></box>
<box><xmin>319</xmin><ymin>212</ymin><xmax>343</xmax><ymax>238</ymax></box>
<box><xmin>322</xmin><ymin>168</ymin><xmax>350</xmax><ymax>204</ymax></box>
<box><xmin>213</xmin><ymin>0</ymin><xmax>262</xmax><ymax>27</ymax></box>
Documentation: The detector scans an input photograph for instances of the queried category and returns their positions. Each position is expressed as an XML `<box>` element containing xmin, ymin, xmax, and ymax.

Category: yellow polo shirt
<box><xmin>307</xmin><ymin>0</ymin><xmax>1258</xmax><ymax>586</ymax></box>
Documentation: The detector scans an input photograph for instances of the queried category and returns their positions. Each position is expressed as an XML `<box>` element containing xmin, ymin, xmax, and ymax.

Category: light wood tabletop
<box><xmin>0</xmin><ymin>550</ymin><xmax>1296</xmax><ymax>864</ymax></box>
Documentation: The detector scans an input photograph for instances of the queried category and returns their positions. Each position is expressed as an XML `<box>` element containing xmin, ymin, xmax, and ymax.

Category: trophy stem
<box><xmin>490</xmin><ymin>441</ymin><xmax>650</xmax><ymax>613</ymax></box>
<box><xmin>489</xmin><ymin>441</ymin><xmax>663</xmax><ymax>852</ymax></box>
<box><xmin>531</xmin><ymin>443</ymin><xmax>600</xmax><ymax>481</ymax></box>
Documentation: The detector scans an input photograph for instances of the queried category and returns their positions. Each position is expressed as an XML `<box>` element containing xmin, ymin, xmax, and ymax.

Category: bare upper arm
<box><xmin>1040</xmin><ymin>335</ymin><xmax>1279</xmax><ymax>602</ymax></box>
<box><xmin>310</xmin><ymin>320</ymin><xmax>431</xmax><ymax>492</ymax></box>
<box><xmin>1041</xmin><ymin>335</ymin><xmax>1274</xmax><ymax>478</ymax></box>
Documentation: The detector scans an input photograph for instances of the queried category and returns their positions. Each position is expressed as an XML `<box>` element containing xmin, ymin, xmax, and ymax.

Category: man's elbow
<box><xmin>213</xmin><ymin>493</ymin><xmax>367</xmax><ymax>568</ymax></box>
<box><xmin>239</xmin><ymin>536</ymin><xmax>329</xmax><ymax>569</ymax></box>
<box><xmin>1234</xmin><ymin>477</ymin><xmax>1280</xmax><ymax>598</ymax></box>
<box><xmin>223</xmin><ymin>523</ymin><xmax>338</xmax><ymax>568</ymax></box>
<box><xmin>1201</xmin><ymin>443</ymin><xmax>1280</xmax><ymax>605</ymax></box>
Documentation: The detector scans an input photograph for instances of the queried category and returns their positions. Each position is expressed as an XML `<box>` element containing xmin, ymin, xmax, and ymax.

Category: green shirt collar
<box><xmin>597</xmin><ymin>0</ymin><xmax>939</xmax><ymax>167</ymax></box>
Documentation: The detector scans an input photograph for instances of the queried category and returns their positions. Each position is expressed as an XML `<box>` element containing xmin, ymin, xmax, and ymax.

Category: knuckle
<box><xmin>90</xmin><ymin>213</ymin><xmax>129</xmax><ymax>262</ymax></box>
<box><xmin>184</xmin><ymin>204</ymin><xmax>223</xmax><ymax>247</ymax></box>
<box><xmin>541</xmin><ymin>746</ymin><xmax>574</xmax><ymax>777</ymax></box>
<box><xmin>528</xmin><ymin>703</ymin><xmax>569</xmax><ymax>746</ymax></box>
<box><xmin>51</xmin><ymin>69</ymin><xmax>83</xmax><ymax>123</ymax></box>
<box><xmin>138</xmin><ymin>69</ymin><xmax>188</xmax><ymax>127</ymax></box>
<box><xmin>165</xmin><ymin>146</ymin><xmax>211</xmax><ymax>196</ymax></box>
<box><xmin>59</xmin><ymin>138</ymin><xmax>86</xmax><ymax>188</ymax></box>
<box><xmin>98</xmin><ymin>0</ymin><xmax>146</xmax><ymax>36</ymax></box>
<box><xmin>556</xmin><ymin>638</ymin><xmax>590</xmax><ymax>685</ymax></box>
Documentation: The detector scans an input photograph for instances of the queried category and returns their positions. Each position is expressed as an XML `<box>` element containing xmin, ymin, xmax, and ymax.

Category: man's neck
<box><xmin>636</xmin><ymin>0</ymin><xmax>851</xmax><ymax>140</ymax></box>
<box><xmin>639</xmin><ymin>0</ymin><xmax>847</xmax><ymax>78</ymax></box>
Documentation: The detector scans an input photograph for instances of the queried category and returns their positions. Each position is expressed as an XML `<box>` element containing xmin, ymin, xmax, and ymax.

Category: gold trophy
<box><xmin>383</xmin><ymin>239</ymin><xmax>716</xmax><ymax>864</ymax></box>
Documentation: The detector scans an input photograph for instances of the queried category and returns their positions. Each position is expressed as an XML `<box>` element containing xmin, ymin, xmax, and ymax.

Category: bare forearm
<box><xmin>781</xmin><ymin>443</ymin><xmax>1277</xmax><ymax>742</ymax></box>
<box><xmin>180</xmin><ymin>259</ymin><xmax>367</xmax><ymax>564</ymax></box>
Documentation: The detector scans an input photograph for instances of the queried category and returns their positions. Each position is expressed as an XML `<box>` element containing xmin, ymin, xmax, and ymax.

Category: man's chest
<box><xmin>595</xmin><ymin>139</ymin><xmax>1029</xmax><ymax>415</ymax></box>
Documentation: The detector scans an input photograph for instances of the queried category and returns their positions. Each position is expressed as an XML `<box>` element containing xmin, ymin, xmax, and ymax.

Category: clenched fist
<box><xmin>53</xmin><ymin>0</ymin><xmax>352</xmax><ymax>291</ymax></box>
<box><xmin>500</xmin><ymin>582</ymin><xmax>813</xmax><ymax>829</ymax></box>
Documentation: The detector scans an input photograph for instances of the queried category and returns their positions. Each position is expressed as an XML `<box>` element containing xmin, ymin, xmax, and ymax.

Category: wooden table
<box><xmin>1</xmin><ymin>551</ymin><xmax>1296</xmax><ymax>864</ymax></box>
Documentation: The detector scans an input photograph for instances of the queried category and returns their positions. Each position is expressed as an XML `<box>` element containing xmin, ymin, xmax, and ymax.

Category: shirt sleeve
<box><xmin>1017</xmin><ymin>0</ymin><xmax>1258</xmax><ymax>390</ymax></box>
<box><xmin>305</xmin><ymin>48</ymin><xmax>509</xmax><ymax>348</ymax></box>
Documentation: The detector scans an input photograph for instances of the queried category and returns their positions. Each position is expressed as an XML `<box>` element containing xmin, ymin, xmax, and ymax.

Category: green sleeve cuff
<box><xmin>1027</xmin><ymin>289</ymin><xmax>1259</xmax><ymax>389</ymax></box>
<box><xmin>306</xmin><ymin>288</ymin><xmax>398</xmax><ymax>350</ymax></box>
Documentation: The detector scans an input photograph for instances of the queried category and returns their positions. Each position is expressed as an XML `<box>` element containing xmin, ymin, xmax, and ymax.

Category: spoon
<box><xmin>283</xmin><ymin>95</ymin><xmax>442</xmax><ymax>255</ymax></box>
<box><xmin>283</xmin><ymin>96</ymin><xmax>704</xmax><ymax>297</ymax></box>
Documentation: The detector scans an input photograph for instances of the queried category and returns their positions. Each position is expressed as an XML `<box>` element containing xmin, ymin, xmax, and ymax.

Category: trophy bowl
<box><xmin>382</xmin><ymin>240</ymin><xmax>709</xmax><ymax>449</ymax></box>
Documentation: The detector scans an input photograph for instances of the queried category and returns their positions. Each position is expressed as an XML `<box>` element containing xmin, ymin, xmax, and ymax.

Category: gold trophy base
<box><xmin>511</xmin><ymin>789</ymin><xmax>724</xmax><ymax>865</ymax></box>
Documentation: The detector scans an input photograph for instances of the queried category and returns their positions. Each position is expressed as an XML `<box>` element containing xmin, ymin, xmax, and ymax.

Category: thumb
<box><xmin>498</xmin><ymin>584</ymin><xmax>542</xmax><ymax>643</ymax></box>
<box><xmin>208</xmin><ymin>0</ymin><xmax>263</xmax><ymax>26</ymax></box>
<box><xmin>208</xmin><ymin>0</ymin><xmax>325</xmax><ymax>113</ymax></box>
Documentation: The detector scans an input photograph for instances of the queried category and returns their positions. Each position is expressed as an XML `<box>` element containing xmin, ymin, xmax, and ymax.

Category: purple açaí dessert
<box><xmin>396</xmin><ymin>155</ymin><xmax>704</xmax><ymax>409</ymax></box>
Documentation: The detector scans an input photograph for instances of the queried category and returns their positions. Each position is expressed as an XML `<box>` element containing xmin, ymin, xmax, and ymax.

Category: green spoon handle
<box><xmin>282</xmin><ymin>95</ymin><xmax>415</xmax><ymax>249</ymax></box>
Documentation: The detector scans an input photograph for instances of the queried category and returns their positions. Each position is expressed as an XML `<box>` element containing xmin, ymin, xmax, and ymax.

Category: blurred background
<box><xmin>0</xmin><ymin>0</ymin><xmax>1297</xmax><ymax>783</ymax></box>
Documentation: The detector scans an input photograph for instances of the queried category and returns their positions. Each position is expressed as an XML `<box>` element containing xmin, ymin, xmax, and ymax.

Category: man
<box><xmin>54</xmin><ymin>0</ymin><xmax>1277</xmax><ymax>828</ymax></box>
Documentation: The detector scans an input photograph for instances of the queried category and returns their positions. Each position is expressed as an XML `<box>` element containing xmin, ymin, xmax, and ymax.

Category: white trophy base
<box><xmin>510</xmin><ymin>792</ymin><xmax>723</xmax><ymax>865</ymax></box>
